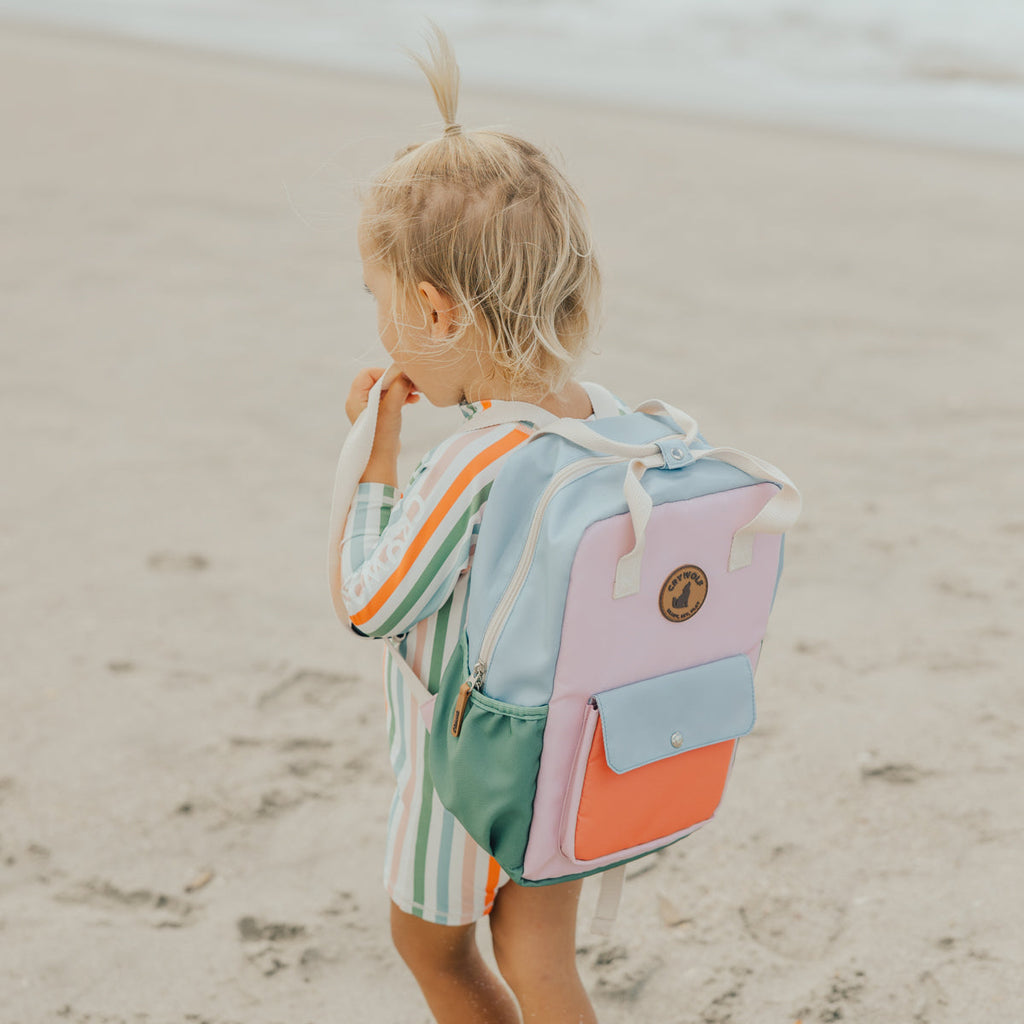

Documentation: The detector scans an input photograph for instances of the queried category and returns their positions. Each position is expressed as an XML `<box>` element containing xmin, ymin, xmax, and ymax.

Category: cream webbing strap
<box><xmin>458</xmin><ymin>400</ymin><xmax>557</xmax><ymax>432</ymax></box>
<box><xmin>526</xmin><ymin>417</ymin><xmax>801</xmax><ymax>596</ymax></box>
<box><xmin>613</xmin><ymin>444</ymin><xmax>801</xmax><ymax>594</ymax></box>
<box><xmin>457</xmin><ymin>381</ymin><xmax>622</xmax><ymax>433</ymax></box>
<box><xmin>327</xmin><ymin>368</ymin><xmax>397</xmax><ymax>623</ymax></box>
<box><xmin>582</xmin><ymin>381</ymin><xmax>622</xmax><ymax>418</ymax></box>
<box><xmin>591</xmin><ymin>865</ymin><xmax>626</xmax><ymax>936</ymax></box>
<box><xmin>693</xmin><ymin>446</ymin><xmax>801</xmax><ymax>571</ymax></box>
<box><xmin>635</xmin><ymin>397</ymin><xmax>700</xmax><ymax>445</ymax></box>
<box><xmin>613</xmin><ymin>454</ymin><xmax>664</xmax><ymax>599</ymax></box>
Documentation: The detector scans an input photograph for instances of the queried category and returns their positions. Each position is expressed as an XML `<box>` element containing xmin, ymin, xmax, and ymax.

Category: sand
<box><xmin>1</xmin><ymin>19</ymin><xmax>1022</xmax><ymax>1024</ymax></box>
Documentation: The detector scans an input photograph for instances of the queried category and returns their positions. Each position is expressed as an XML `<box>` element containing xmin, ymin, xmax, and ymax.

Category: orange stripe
<box><xmin>483</xmin><ymin>856</ymin><xmax>502</xmax><ymax>912</ymax></box>
<box><xmin>419</xmin><ymin>430</ymin><xmax>489</xmax><ymax>498</ymax></box>
<box><xmin>351</xmin><ymin>429</ymin><xmax>529</xmax><ymax>626</ymax></box>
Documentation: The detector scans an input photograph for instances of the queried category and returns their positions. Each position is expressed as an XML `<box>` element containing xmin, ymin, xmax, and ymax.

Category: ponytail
<box><xmin>408</xmin><ymin>22</ymin><xmax>462</xmax><ymax>136</ymax></box>
<box><xmin>362</xmin><ymin>26</ymin><xmax>601</xmax><ymax>399</ymax></box>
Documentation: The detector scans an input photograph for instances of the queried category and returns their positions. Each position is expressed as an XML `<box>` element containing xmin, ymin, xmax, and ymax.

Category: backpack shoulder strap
<box><xmin>328</xmin><ymin>369</ymin><xmax>393</xmax><ymax>623</ymax></box>
<box><xmin>460</xmin><ymin>380</ymin><xmax>623</xmax><ymax>432</ymax></box>
<box><xmin>581</xmin><ymin>381</ymin><xmax>622</xmax><ymax>418</ymax></box>
<box><xmin>458</xmin><ymin>400</ymin><xmax>557</xmax><ymax>432</ymax></box>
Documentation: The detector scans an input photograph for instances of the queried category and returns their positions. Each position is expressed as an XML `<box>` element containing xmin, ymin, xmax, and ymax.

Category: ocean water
<box><xmin>3</xmin><ymin>0</ymin><xmax>1024</xmax><ymax>154</ymax></box>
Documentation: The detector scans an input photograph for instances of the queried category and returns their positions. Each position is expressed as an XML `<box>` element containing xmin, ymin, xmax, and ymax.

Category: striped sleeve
<box><xmin>339</xmin><ymin>424</ymin><xmax>530</xmax><ymax>639</ymax></box>
<box><xmin>342</xmin><ymin>482</ymin><xmax>399</xmax><ymax>577</ymax></box>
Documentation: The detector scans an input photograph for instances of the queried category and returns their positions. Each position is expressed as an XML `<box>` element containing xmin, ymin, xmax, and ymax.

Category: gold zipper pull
<box><xmin>451</xmin><ymin>664</ymin><xmax>486</xmax><ymax>739</ymax></box>
<box><xmin>451</xmin><ymin>681</ymin><xmax>472</xmax><ymax>737</ymax></box>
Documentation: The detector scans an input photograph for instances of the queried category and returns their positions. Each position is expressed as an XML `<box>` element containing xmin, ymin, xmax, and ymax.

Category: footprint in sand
<box><xmin>860</xmin><ymin>761</ymin><xmax>927</xmax><ymax>784</ymax></box>
<box><xmin>913</xmin><ymin>969</ymin><xmax>949</xmax><ymax>1023</ymax></box>
<box><xmin>147</xmin><ymin>550</ymin><xmax>210</xmax><ymax>572</ymax></box>
<box><xmin>237</xmin><ymin>915</ymin><xmax>307</xmax><ymax>942</ymax></box>
<box><xmin>55</xmin><ymin>878</ymin><xmax>196</xmax><ymax>928</ymax></box>
<box><xmin>739</xmin><ymin>892</ymin><xmax>846</xmax><ymax>961</ymax></box>
<box><xmin>319</xmin><ymin>889</ymin><xmax>375</xmax><ymax>941</ymax></box>
<box><xmin>796</xmin><ymin>970</ymin><xmax>867</xmax><ymax>1023</ymax></box>
<box><xmin>237</xmin><ymin>915</ymin><xmax>335</xmax><ymax>980</ymax></box>
<box><xmin>256</xmin><ymin>668</ymin><xmax>358</xmax><ymax>711</ymax></box>
<box><xmin>581</xmin><ymin>944</ymin><xmax>663</xmax><ymax>1002</ymax></box>
<box><xmin>698</xmin><ymin>966</ymin><xmax>752</xmax><ymax>1024</ymax></box>
<box><xmin>176</xmin><ymin>733</ymin><xmax>352</xmax><ymax>827</ymax></box>
<box><xmin>0</xmin><ymin>838</ymin><xmax>62</xmax><ymax>890</ymax></box>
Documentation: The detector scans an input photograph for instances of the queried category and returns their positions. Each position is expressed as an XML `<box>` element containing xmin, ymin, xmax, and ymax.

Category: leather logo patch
<box><xmin>659</xmin><ymin>565</ymin><xmax>708</xmax><ymax>622</ymax></box>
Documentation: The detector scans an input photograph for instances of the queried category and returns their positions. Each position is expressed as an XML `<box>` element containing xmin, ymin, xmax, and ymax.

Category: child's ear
<box><xmin>418</xmin><ymin>281</ymin><xmax>457</xmax><ymax>339</ymax></box>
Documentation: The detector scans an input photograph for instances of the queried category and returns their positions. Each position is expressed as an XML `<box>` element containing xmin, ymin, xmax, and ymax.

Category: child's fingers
<box><xmin>393</xmin><ymin>375</ymin><xmax>421</xmax><ymax>405</ymax></box>
<box><xmin>367</xmin><ymin>374</ymin><xmax>416</xmax><ymax>458</ymax></box>
<box><xmin>379</xmin><ymin>373</ymin><xmax>416</xmax><ymax>413</ymax></box>
<box><xmin>345</xmin><ymin>368</ymin><xmax>418</xmax><ymax>425</ymax></box>
<box><xmin>379</xmin><ymin>364</ymin><xmax>403</xmax><ymax>390</ymax></box>
<box><xmin>345</xmin><ymin>366</ymin><xmax>388</xmax><ymax>423</ymax></box>
<box><xmin>356</xmin><ymin>366</ymin><xmax>387</xmax><ymax>392</ymax></box>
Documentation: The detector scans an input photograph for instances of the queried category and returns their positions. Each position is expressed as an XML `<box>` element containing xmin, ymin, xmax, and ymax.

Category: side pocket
<box><xmin>429</xmin><ymin>684</ymin><xmax>548</xmax><ymax>882</ymax></box>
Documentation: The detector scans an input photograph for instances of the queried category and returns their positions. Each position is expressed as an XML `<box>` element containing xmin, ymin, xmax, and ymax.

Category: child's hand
<box><xmin>346</xmin><ymin>367</ymin><xmax>420</xmax><ymax>486</ymax></box>
<box><xmin>346</xmin><ymin>366</ymin><xmax>389</xmax><ymax>423</ymax></box>
<box><xmin>346</xmin><ymin>367</ymin><xmax>421</xmax><ymax>421</ymax></box>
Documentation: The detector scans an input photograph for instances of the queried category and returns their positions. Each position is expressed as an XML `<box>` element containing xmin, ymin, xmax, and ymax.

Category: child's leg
<box><xmin>390</xmin><ymin>901</ymin><xmax>520</xmax><ymax>1024</ymax></box>
<box><xmin>488</xmin><ymin>879</ymin><xmax>598</xmax><ymax>1023</ymax></box>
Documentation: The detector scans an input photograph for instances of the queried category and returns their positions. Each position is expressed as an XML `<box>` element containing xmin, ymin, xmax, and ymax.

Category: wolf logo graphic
<box><xmin>659</xmin><ymin>565</ymin><xmax>708</xmax><ymax>623</ymax></box>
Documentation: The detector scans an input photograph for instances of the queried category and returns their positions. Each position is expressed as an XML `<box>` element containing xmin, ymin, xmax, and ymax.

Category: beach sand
<box><xmin>1</xmin><ymin>19</ymin><xmax>1022</xmax><ymax>1024</ymax></box>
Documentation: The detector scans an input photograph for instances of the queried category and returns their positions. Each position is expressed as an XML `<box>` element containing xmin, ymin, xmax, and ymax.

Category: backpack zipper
<box><xmin>470</xmin><ymin>453</ymin><xmax>625</xmax><ymax>692</ymax></box>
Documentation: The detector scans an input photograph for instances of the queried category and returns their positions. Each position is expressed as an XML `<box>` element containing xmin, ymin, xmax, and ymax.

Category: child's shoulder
<box><xmin>407</xmin><ymin>419</ymin><xmax>530</xmax><ymax>499</ymax></box>
<box><xmin>407</xmin><ymin>384</ymin><xmax>633</xmax><ymax>496</ymax></box>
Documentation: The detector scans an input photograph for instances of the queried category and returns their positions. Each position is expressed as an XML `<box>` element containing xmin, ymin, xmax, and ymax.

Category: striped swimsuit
<box><xmin>340</xmin><ymin>402</ymin><xmax>532</xmax><ymax>924</ymax></box>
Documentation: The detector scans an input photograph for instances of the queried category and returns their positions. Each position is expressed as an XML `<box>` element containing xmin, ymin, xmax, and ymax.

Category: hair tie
<box><xmin>444</xmin><ymin>123</ymin><xmax>463</xmax><ymax>137</ymax></box>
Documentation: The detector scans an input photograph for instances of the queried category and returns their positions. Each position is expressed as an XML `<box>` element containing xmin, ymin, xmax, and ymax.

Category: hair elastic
<box><xmin>444</xmin><ymin>123</ymin><xmax>463</xmax><ymax>137</ymax></box>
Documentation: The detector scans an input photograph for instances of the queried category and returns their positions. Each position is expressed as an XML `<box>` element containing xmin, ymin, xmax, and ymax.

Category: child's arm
<box><xmin>339</xmin><ymin>370</ymin><xmax>529</xmax><ymax>639</ymax></box>
<box><xmin>340</xmin><ymin>425</ymin><xmax>528</xmax><ymax>638</ymax></box>
<box><xmin>345</xmin><ymin>366</ymin><xmax>419</xmax><ymax>488</ymax></box>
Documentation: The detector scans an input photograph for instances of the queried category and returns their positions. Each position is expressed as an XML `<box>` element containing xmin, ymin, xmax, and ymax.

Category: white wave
<box><xmin>2</xmin><ymin>0</ymin><xmax>1023</xmax><ymax>153</ymax></box>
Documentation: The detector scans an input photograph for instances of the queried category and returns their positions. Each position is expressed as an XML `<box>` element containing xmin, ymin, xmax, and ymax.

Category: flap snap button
<box><xmin>670</xmin><ymin>731</ymin><xmax>684</xmax><ymax>749</ymax></box>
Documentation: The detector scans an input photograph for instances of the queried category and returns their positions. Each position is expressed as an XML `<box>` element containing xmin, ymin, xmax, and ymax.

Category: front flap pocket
<box><xmin>594</xmin><ymin>654</ymin><xmax>755</xmax><ymax>774</ymax></box>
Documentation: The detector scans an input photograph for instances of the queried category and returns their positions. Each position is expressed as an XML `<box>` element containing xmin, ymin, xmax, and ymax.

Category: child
<box><xmin>338</xmin><ymin>27</ymin><xmax>605</xmax><ymax>1024</ymax></box>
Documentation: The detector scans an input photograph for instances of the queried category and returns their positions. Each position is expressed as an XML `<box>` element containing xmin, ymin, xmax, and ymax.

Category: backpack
<box><xmin>329</xmin><ymin>374</ymin><xmax>801</xmax><ymax>932</ymax></box>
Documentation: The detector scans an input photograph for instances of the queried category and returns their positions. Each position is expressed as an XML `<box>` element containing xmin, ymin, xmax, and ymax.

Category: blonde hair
<box><xmin>361</xmin><ymin>25</ymin><xmax>600</xmax><ymax>400</ymax></box>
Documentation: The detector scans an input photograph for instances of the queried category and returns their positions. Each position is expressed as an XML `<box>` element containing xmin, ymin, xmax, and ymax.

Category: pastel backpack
<box><xmin>329</xmin><ymin>372</ymin><xmax>801</xmax><ymax>931</ymax></box>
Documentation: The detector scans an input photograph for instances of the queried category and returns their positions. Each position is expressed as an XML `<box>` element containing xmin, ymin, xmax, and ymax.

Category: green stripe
<box><xmin>426</xmin><ymin>595</ymin><xmax>452</xmax><ymax>737</ymax></box>
<box><xmin>348</xmin><ymin>485</ymin><xmax>395</xmax><ymax>571</ymax></box>
<box><xmin>375</xmin><ymin>483</ymin><xmax>493</xmax><ymax>637</ymax></box>
<box><xmin>379</xmin><ymin>485</ymin><xmax>396</xmax><ymax>534</ymax></box>
<box><xmin>349</xmin><ymin>491</ymin><xmax>368</xmax><ymax>566</ymax></box>
<box><xmin>435</xmin><ymin>812</ymin><xmax>455</xmax><ymax>912</ymax></box>
<box><xmin>411</xmin><ymin>599</ymin><xmax>452</xmax><ymax>912</ymax></box>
